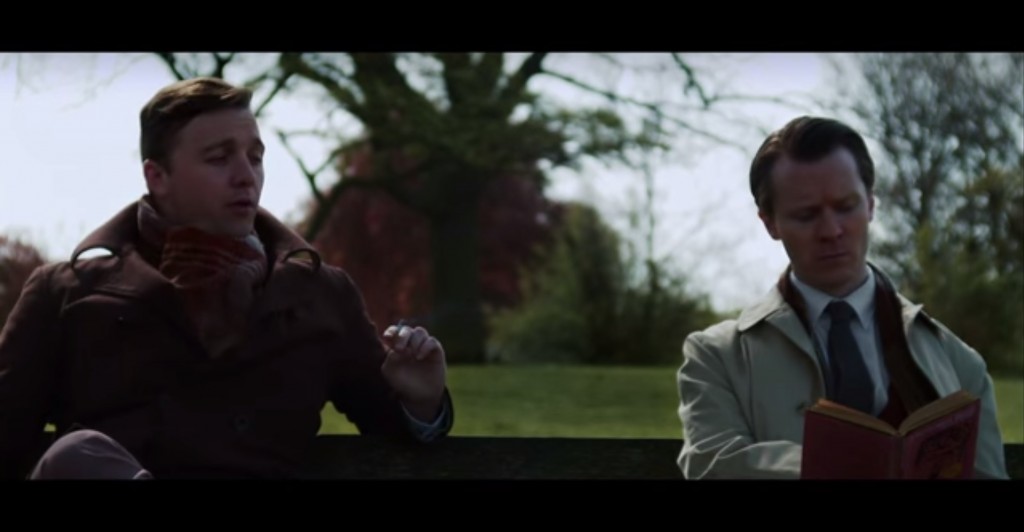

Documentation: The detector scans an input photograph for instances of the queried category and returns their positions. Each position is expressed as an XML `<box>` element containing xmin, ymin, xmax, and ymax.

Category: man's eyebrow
<box><xmin>787</xmin><ymin>192</ymin><xmax>861</xmax><ymax>211</ymax></box>
<box><xmin>789</xmin><ymin>208</ymin><xmax>819</xmax><ymax>217</ymax></box>
<box><xmin>200</xmin><ymin>139</ymin><xmax>235</xmax><ymax>153</ymax></box>
<box><xmin>785</xmin><ymin>202</ymin><xmax>820</xmax><ymax>213</ymax></box>
<box><xmin>201</xmin><ymin>137</ymin><xmax>266</xmax><ymax>153</ymax></box>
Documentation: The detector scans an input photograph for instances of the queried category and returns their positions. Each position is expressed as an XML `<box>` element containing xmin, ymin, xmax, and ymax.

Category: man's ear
<box><xmin>143</xmin><ymin>159</ymin><xmax>168</xmax><ymax>196</ymax></box>
<box><xmin>758</xmin><ymin>209</ymin><xmax>780</xmax><ymax>241</ymax></box>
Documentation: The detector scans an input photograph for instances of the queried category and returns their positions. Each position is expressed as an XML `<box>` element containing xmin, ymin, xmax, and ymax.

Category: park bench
<box><xmin>298</xmin><ymin>435</ymin><xmax>1024</xmax><ymax>479</ymax></box>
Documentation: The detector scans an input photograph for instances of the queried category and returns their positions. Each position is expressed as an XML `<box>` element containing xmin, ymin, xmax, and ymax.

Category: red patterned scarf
<box><xmin>137</xmin><ymin>196</ymin><xmax>268</xmax><ymax>359</ymax></box>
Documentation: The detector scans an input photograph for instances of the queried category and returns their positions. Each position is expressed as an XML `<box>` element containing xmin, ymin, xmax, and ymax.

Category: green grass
<box><xmin>320</xmin><ymin>365</ymin><xmax>1024</xmax><ymax>443</ymax></box>
<box><xmin>994</xmin><ymin>376</ymin><xmax>1023</xmax><ymax>443</ymax></box>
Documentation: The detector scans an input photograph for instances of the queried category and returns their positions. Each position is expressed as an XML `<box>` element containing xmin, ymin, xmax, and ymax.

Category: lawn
<box><xmin>321</xmin><ymin>365</ymin><xmax>1024</xmax><ymax>443</ymax></box>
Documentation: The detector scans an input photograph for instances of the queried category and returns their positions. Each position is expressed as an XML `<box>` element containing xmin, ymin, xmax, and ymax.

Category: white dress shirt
<box><xmin>790</xmin><ymin>267</ymin><xmax>891</xmax><ymax>416</ymax></box>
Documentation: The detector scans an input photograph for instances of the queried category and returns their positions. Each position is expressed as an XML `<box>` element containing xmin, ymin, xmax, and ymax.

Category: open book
<box><xmin>800</xmin><ymin>390</ymin><xmax>980</xmax><ymax>479</ymax></box>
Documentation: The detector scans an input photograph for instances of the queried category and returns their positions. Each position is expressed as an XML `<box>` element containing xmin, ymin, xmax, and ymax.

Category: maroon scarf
<box><xmin>137</xmin><ymin>196</ymin><xmax>268</xmax><ymax>359</ymax></box>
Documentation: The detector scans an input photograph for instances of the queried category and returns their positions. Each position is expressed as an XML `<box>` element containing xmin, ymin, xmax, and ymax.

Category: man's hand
<box><xmin>381</xmin><ymin>323</ymin><xmax>447</xmax><ymax>423</ymax></box>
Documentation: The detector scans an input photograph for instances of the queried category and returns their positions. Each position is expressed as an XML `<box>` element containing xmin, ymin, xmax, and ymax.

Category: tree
<box><xmin>148</xmin><ymin>52</ymin><xmax>757</xmax><ymax>363</ymax></box>
<box><xmin>307</xmin><ymin>158</ymin><xmax>562</xmax><ymax>342</ymax></box>
<box><xmin>844</xmin><ymin>52</ymin><xmax>1024</xmax><ymax>371</ymax></box>
<box><xmin>6</xmin><ymin>52</ymin><xmax>787</xmax><ymax>363</ymax></box>
<box><xmin>487</xmin><ymin>201</ymin><xmax>719</xmax><ymax>365</ymax></box>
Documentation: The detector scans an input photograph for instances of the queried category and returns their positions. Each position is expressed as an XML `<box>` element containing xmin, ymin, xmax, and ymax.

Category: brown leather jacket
<box><xmin>0</xmin><ymin>202</ymin><xmax>451</xmax><ymax>478</ymax></box>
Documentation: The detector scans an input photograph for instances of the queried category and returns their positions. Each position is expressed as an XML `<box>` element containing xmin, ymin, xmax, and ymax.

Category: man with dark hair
<box><xmin>675</xmin><ymin>116</ymin><xmax>1008</xmax><ymax>479</ymax></box>
<box><xmin>0</xmin><ymin>77</ymin><xmax>453</xmax><ymax>479</ymax></box>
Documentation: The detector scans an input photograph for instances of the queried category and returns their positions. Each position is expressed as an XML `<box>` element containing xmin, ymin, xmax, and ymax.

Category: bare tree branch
<box><xmin>541</xmin><ymin>69</ymin><xmax>747</xmax><ymax>151</ymax></box>
<box><xmin>275</xmin><ymin>128</ymin><xmax>338</xmax><ymax>139</ymax></box>
<box><xmin>476</xmin><ymin>52</ymin><xmax>504</xmax><ymax>93</ymax></box>
<box><xmin>211</xmin><ymin>52</ymin><xmax>235</xmax><ymax>79</ymax></box>
<box><xmin>302</xmin><ymin>175</ymin><xmax>348</xmax><ymax>242</ymax></box>
<box><xmin>279</xmin><ymin>53</ymin><xmax>366</xmax><ymax>121</ymax></box>
<box><xmin>155</xmin><ymin>52</ymin><xmax>238</xmax><ymax>81</ymax></box>
<box><xmin>350</xmin><ymin>53</ymin><xmax>440</xmax><ymax>121</ymax></box>
<box><xmin>708</xmin><ymin>92</ymin><xmax>810</xmax><ymax>110</ymax></box>
<box><xmin>671</xmin><ymin>53</ymin><xmax>711</xmax><ymax>107</ymax></box>
<box><xmin>437</xmin><ymin>53</ymin><xmax>472</xmax><ymax>107</ymax></box>
<box><xmin>501</xmin><ymin>52</ymin><xmax>547</xmax><ymax>102</ymax></box>
<box><xmin>253</xmin><ymin>69</ymin><xmax>295</xmax><ymax>118</ymax></box>
<box><xmin>242</xmin><ymin>71</ymin><xmax>272</xmax><ymax>89</ymax></box>
<box><xmin>156</xmin><ymin>53</ymin><xmax>187</xmax><ymax>81</ymax></box>
<box><xmin>275</xmin><ymin>129</ymin><xmax>330</xmax><ymax>206</ymax></box>
<box><xmin>309</xmin><ymin>56</ymin><xmax>356</xmax><ymax>81</ymax></box>
<box><xmin>593</xmin><ymin>53</ymin><xmax>626</xmax><ymax>69</ymax></box>
<box><xmin>541</xmin><ymin>68</ymin><xmax>653</xmax><ymax>107</ymax></box>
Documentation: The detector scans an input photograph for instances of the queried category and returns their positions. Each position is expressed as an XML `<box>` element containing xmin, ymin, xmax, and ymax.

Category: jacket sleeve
<box><xmin>677</xmin><ymin>327</ymin><xmax>803</xmax><ymax>479</ymax></box>
<box><xmin>323</xmin><ymin>266</ymin><xmax>452</xmax><ymax>442</ymax></box>
<box><xmin>936</xmin><ymin>323</ymin><xmax>1010</xmax><ymax>479</ymax></box>
<box><xmin>0</xmin><ymin>264</ymin><xmax>62</xmax><ymax>479</ymax></box>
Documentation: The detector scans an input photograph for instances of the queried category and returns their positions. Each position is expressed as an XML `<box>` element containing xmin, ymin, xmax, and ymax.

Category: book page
<box><xmin>808</xmin><ymin>399</ymin><xmax>897</xmax><ymax>436</ymax></box>
<box><xmin>899</xmin><ymin>390</ymin><xmax>978</xmax><ymax>435</ymax></box>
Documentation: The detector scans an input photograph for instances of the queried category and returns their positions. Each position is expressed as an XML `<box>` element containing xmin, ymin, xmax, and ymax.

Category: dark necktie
<box><xmin>826</xmin><ymin>300</ymin><xmax>874</xmax><ymax>414</ymax></box>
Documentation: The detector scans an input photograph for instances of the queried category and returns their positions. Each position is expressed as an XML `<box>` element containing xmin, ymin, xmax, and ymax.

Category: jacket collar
<box><xmin>71</xmin><ymin>199</ymin><xmax>321</xmax><ymax>271</ymax></box>
<box><xmin>735</xmin><ymin>262</ymin><xmax>933</xmax><ymax>372</ymax></box>
<box><xmin>737</xmin><ymin>262</ymin><xmax>927</xmax><ymax>335</ymax></box>
<box><xmin>66</xmin><ymin>200</ymin><xmax>325</xmax><ymax>348</ymax></box>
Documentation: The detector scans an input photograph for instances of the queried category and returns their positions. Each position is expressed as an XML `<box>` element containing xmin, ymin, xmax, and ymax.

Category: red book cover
<box><xmin>899</xmin><ymin>397</ymin><xmax>980</xmax><ymax>479</ymax></box>
<box><xmin>801</xmin><ymin>390</ymin><xmax>980</xmax><ymax>479</ymax></box>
